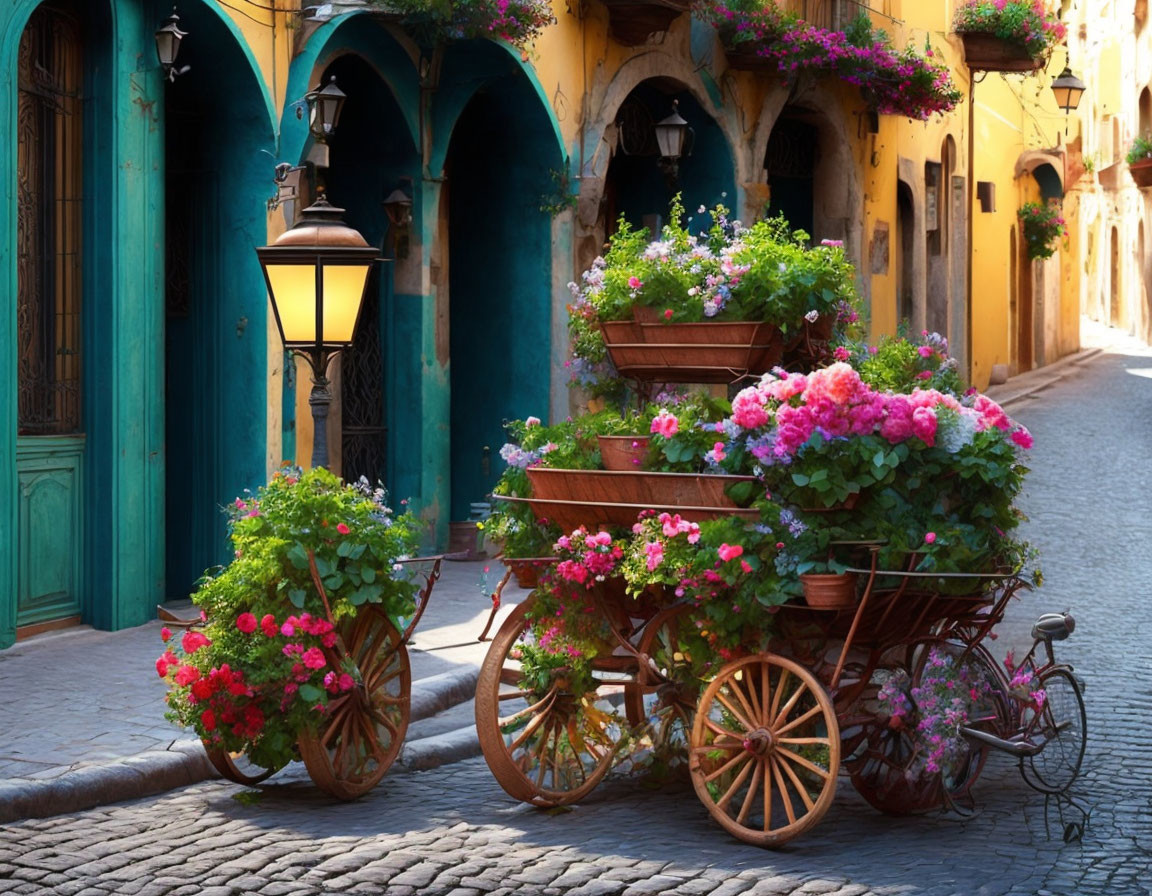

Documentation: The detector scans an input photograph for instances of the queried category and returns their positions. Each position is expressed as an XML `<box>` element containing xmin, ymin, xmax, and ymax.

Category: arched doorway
<box><xmin>896</xmin><ymin>181</ymin><xmax>915</xmax><ymax>326</ymax></box>
<box><xmin>1110</xmin><ymin>226</ymin><xmax>1122</xmax><ymax>327</ymax></box>
<box><xmin>162</xmin><ymin>3</ymin><xmax>274</xmax><ymax>599</ymax></box>
<box><xmin>441</xmin><ymin>53</ymin><xmax>564</xmax><ymax>523</ymax></box>
<box><xmin>606</xmin><ymin>79</ymin><xmax>734</xmax><ymax>233</ymax></box>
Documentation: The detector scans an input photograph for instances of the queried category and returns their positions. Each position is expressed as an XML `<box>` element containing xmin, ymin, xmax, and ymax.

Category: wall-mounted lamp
<box><xmin>268</xmin><ymin>163</ymin><xmax>306</xmax><ymax>213</ymax></box>
<box><xmin>256</xmin><ymin>197</ymin><xmax>379</xmax><ymax>469</ymax></box>
<box><xmin>155</xmin><ymin>7</ymin><xmax>190</xmax><ymax>82</ymax></box>
<box><xmin>303</xmin><ymin>77</ymin><xmax>346</xmax><ymax>169</ymax></box>
<box><xmin>383</xmin><ymin>181</ymin><xmax>414</xmax><ymax>259</ymax></box>
<box><xmin>654</xmin><ymin>100</ymin><xmax>692</xmax><ymax>188</ymax></box>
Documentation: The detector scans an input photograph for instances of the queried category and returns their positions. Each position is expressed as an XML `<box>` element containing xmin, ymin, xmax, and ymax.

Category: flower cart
<box><xmin>157</xmin><ymin>467</ymin><xmax>441</xmax><ymax>800</ymax></box>
<box><xmin>479</xmin><ymin>245</ymin><xmax>1085</xmax><ymax>845</ymax></box>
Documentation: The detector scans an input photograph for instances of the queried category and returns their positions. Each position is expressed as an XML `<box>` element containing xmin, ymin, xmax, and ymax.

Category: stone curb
<box><xmin>0</xmin><ymin>666</ymin><xmax>481</xmax><ymax>825</ymax></box>
<box><xmin>985</xmin><ymin>346</ymin><xmax>1102</xmax><ymax>409</ymax></box>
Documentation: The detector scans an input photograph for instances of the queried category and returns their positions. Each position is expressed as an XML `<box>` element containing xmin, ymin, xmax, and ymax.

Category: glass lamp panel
<box><xmin>321</xmin><ymin>264</ymin><xmax>370</xmax><ymax>343</ymax></box>
<box><xmin>265</xmin><ymin>263</ymin><xmax>317</xmax><ymax>343</ymax></box>
<box><xmin>155</xmin><ymin>30</ymin><xmax>177</xmax><ymax>66</ymax></box>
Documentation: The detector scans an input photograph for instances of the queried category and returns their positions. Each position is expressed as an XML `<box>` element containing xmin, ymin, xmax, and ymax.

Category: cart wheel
<box><xmin>202</xmin><ymin>744</ymin><xmax>285</xmax><ymax>786</ymax></box>
<box><xmin>297</xmin><ymin>606</ymin><xmax>410</xmax><ymax>800</ymax></box>
<box><xmin>625</xmin><ymin>605</ymin><xmax>697</xmax><ymax>773</ymax></box>
<box><xmin>848</xmin><ymin>640</ymin><xmax>988</xmax><ymax>815</ymax></box>
<box><xmin>475</xmin><ymin>599</ymin><xmax>629</xmax><ymax>807</ymax></box>
<box><xmin>1020</xmin><ymin>667</ymin><xmax>1086</xmax><ymax>794</ymax></box>
<box><xmin>689</xmin><ymin>654</ymin><xmax>840</xmax><ymax>847</ymax></box>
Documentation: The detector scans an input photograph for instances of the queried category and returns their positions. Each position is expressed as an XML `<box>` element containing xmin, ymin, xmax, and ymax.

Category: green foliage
<box><xmin>1127</xmin><ymin>134</ymin><xmax>1152</xmax><ymax>165</ymax></box>
<box><xmin>1018</xmin><ymin>200</ymin><xmax>1066</xmax><ymax>261</ymax></box>
<box><xmin>157</xmin><ymin>467</ymin><xmax>424</xmax><ymax>769</ymax></box>
<box><xmin>952</xmin><ymin>0</ymin><xmax>1066</xmax><ymax>60</ymax></box>
<box><xmin>849</xmin><ymin>330</ymin><xmax>964</xmax><ymax>395</ymax></box>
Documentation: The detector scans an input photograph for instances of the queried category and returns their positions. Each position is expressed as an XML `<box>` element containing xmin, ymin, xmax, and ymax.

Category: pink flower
<box><xmin>175</xmin><ymin>664</ymin><xmax>200</xmax><ymax>687</ymax></box>
<box><xmin>236</xmin><ymin>612</ymin><xmax>257</xmax><ymax>634</ymax></box>
<box><xmin>663</xmin><ymin>309</ymin><xmax>674</xmax><ymax>320</ymax></box>
<box><xmin>628</xmin><ymin>276</ymin><xmax>642</xmax><ymax>289</ymax></box>
<box><xmin>924</xmin><ymin>532</ymin><xmax>937</xmax><ymax>545</ymax></box>
<box><xmin>302</xmin><ymin>647</ymin><xmax>327</xmax><ymax>670</ymax></box>
<box><xmin>650</xmin><ymin>410</ymin><xmax>679</xmax><ymax>438</ymax></box>
<box><xmin>261</xmin><ymin>614</ymin><xmax>278</xmax><ymax>637</ymax></box>
<box><xmin>718</xmin><ymin>543</ymin><xmax>744</xmax><ymax>562</ymax></box>
<box><xmin>525</xmin><ymin>416</ymin><xmax>541</xmax><ymax>427</ymax></box>
<box><xmin>160</xmin><ymin>627</ymin><xmax>172</xmax><ymax>643</ymax></box>
<box><xmin>281</xmin><ymin>621</ymin><xmax>295</xmax><ymax>637</ymax></box>
<box><xmin>1010</xmin><ymin>427</ymin><xmax>1034</xmax><ymax>449</ymax></box>
<box><xmin>181</xmin><ymin>631</ymin><xmax>210</xmax><ymax>654</ymax></box>
<box><xmin>336</xmin><ymin>523</ymin><xmax>350</xmax><ymax>535</ymax></box>
<box><xmin>645</xmin><ymin>541</ymin><xmax>664</xmax><ymax>572</ymax></box>
<box><xmin>918</xmin><ymin>345</ymin><xmax>933</xmax><ymax>358</ymax></box>
<box><xmin>833</xmin><ymin>346</ymin><xmax>851</xmax><ymax>361</ymax></box>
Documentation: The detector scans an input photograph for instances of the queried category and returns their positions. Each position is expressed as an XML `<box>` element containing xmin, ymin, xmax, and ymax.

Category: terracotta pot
<box><xmin>799</xmin><ymin>572</ymin><xmax>859</xmax><ymax>610</ymax></box>
<box><xmin>506</xmin><ymin>560</ymin><xmax>541</xmax><ymax>590</ymax></box>
<box><xmin>958</xmin><ymin>32</ymin><xmax>1042</xmax><ymax>73</ymax></box>
<box><xmin>1131</xmin><ymin>158</ymin><xmax>1152</xmax><ymax>188</ymax></box>
<box><xmin>600</xmin><ymin>0</ymin><xmax>690</xmax><ymax>45</ymax></box>
<box><xmin>597</xmin><ymin>435</ymin><xmax>651</xmax><ymax>471</ymax></box>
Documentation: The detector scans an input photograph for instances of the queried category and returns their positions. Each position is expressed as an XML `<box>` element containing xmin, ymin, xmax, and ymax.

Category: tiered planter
<box><xmin>599</xmin><ymin>0</ymin><xmax>690</xmax><ymax>45</ymax></box>
<box><xmin>601</xmin><ymin>319</ymin><xmax>783</xmax><ymax>383</ymax></box>
<box><xmin>597</xmin><ymin>435</ymin><xmax>650</xmax><ymax>471</ymax></box>
<box><xmin>958</xmin><ymin>32</ymin><xmax>1042</xmax><ymax>73</ymax></box>
<box><xmin>503</xmin><ymin>468</ymin><xmax>759</xmax><ymax>532</ymax></box>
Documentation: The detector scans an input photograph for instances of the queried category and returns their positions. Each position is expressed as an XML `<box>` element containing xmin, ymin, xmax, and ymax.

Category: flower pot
<box><xmin>958</xmin><ymin>32</ymin><xmax>1042</xmax><ymax>73</ymax></box>
<box><xmin>504</xmin><ymin>558</ymin><xmax>545</xmax><ymax>590</ymax></box>
<box><xmin>715</xmin><ymin>26</ymin><xmax>774</xmax><ymax>72</ymax></box>
<box><xmin>597</xmin><ymin>435</ymin><xmax>651</xmax><ymax>471</ymax></box>
<box><xmin>599</xmin><ymin>0</ymin><xmax>690</xmax><ymax>45</ymax></box>
<box><xmin>799</xmin><ymin>572</ymin><xmax>859</xmax><ymax>610</ymax></box>
<box><xmin>1130</xmin><ymin>158</ymin><xmax>1152</xmax><ymax>188</ymax></box>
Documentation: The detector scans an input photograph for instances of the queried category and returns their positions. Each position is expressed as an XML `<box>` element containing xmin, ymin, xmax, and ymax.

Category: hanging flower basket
<box><xmin>958</xmin><ymin>32</ymin><xmax>1042</xmax><ymax>73</ymax></box>
<box><xmin>1130</xmin><ymin>158</ymin><xmax>1152</xmax><ymax>188</ymax></box>
<box><xmin>598</xmin><ymin>0</ymin><xmax>689</xmax><ymax>44</ymax></box>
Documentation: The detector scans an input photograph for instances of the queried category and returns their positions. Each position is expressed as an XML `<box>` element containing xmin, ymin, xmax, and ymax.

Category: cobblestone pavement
<box><xmin>1</xmin><ymin>337</ymin><xmax>1150</xmax><ymax>895</ymax></box>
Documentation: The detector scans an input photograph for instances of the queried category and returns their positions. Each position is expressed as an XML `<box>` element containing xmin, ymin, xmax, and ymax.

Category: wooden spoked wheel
<box><xmin>475</xmin><ymin>600</ymin><xmax>631</xmax><ymax>807</ymax></box>
<box><xmin>297</xmin><ymin>605</ymin><xmax>411</xmax><ymax>800</ymax></box>
<box><xmin>689</xmin><ymin>654</ymin><xmax>840</xmax><ymax>847</ymax></box>
<box><xmin>624</xmin><ymin>606</ymin><xmax>697</xmax><ymax>773</ymax></box>
<box><xmin>847</xmin><ymin>640</ymin><xmax>988</xmax><ymax>815</ymax></box>
<box><xmin>202</xmin><ymin>744</ymin><xmax>285</xmax><ymax>786</ymax></box>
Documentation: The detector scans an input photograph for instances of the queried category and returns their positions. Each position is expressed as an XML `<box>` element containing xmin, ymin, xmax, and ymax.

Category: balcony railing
<box><xmin>778</xmin><ymin>0</ymin><xmax>897</xmax><ymax>30</ymax></box>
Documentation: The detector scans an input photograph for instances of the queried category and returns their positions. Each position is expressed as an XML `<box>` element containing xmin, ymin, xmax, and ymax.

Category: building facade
<box><xmin>1</xmin><ymin>0</ymin><xmax>1089</xmax><ymax>648</ymax></box>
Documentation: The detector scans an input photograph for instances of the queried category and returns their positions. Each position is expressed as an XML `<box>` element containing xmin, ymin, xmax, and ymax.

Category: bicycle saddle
<box><xmin>1032</xmin><ymin>611</ymin><xmax>1075</xmax><ymax>641</ymax></box>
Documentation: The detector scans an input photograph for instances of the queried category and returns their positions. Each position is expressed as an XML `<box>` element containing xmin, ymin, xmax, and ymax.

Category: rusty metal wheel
<box><xmin>475</xmin><ymin>599</ymin><xmax>630</xmax><ymax>807</ymax></box>
<box><xmin>689</xmin><ymin>654</ymin><xmax>840</xmax><ymax>847</ymax></box>
<box><xmin>297</xmin><ymin>606</ymin><xmax>410</xmax><ymax>800</ymax></box>
<box><xmin>847</xmin><ymin>640</ymin><xmax>988</xmax><ymax>815</ymax></box>
<box><xmin>202</xmin><ymin>744</ymin><xmax>285</xmax><ymax>786</ymax></box>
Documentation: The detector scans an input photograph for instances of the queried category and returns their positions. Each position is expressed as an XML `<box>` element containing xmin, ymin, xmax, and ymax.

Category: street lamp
<box><xmin>154</xmin><ymin>7</ymin><xmax>190</xmax><ymax>82</ymax></box>
<box><xmin>1050</xmin><ymin>66</ymin><xmax>1086</xmax><ymax>115</ymax></box>
<box><xmin>383</xmin><ymin>184</ymin><xmax>413</xmax><ymax>259</ymax></box>
<box><xmin>256</xmin><ymin>197</ymin><xmax>379</xmax><ymax>468</ymax></box>
<box><xmin>303</xmin><ymin>77</ymin><xmax>346</xmax><ymax>169</ymax></box>
<box><xmin>654</xmin><ymin>100</ymin><xmax>691</xmax><ymax>185</ymax></box>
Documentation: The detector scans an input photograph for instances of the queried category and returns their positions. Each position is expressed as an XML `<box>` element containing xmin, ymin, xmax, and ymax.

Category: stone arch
<box><xmin>1015</xmin><ymin>151</ymin><xmax>1066</xmax><ymax>198</ymax></box>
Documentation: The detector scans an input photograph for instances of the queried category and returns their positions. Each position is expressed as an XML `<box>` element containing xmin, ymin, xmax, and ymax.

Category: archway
<box><xmin>605</xmin><ymin>79</ymin><xmax>734</xmax><ymax>234</ymax></box>
<box><xmin>896</xmin><ymin>181</ymin><xmax>915</xmax><ymax>326</ymax></box>
<box><xmin>163</xmin><ymin>1</ymin><xmax>275</xmax><ymax>599</ymax></box>
<box><xmin>441</xmin><ymin>53</ymin><xmax>564</xmax><ymax>523</ymax></box>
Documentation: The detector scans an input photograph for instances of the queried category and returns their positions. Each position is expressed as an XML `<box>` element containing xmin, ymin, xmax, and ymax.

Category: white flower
<box><xmin>804</xmin><ymin>310</ymin><xmax>820</xmax><ymax>323</ymax></box>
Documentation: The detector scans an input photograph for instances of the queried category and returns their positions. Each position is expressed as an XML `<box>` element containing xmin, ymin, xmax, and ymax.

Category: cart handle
<box><xmin>395</xmin><ymin>555</ymin><xmax>443</xmax><ymax>644</ymax></box>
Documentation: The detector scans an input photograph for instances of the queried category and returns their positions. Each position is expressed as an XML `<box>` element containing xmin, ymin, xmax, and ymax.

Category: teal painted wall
<box><xmin>1</xmin><ymin>0</ymin><xmax>273</xmax><ymax>646</ymax></box>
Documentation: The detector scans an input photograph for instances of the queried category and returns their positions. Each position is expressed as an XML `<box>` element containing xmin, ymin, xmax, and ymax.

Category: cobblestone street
<box><xmin>2</xmin><ymin>340</ymin><xmax>1150</xmax><ymax>895</ymax></box>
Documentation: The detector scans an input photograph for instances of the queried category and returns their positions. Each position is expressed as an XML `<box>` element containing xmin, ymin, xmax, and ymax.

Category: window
<box><xmin>17</xmin><ymin>3</ymin><xmax>85</xmax><ymax>436</ymax></box>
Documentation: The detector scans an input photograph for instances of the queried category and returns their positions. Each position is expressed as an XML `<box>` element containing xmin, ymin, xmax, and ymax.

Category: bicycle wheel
<box><xmin>297</xmin><ymin>606</ymin><xmax>410</xmax><ymax>800</ymax></box>
<box><xmin>1020</xmin><ymin>667</ymin><xmax>1086</xmax><ymax>794</ymax></box>
<box><xmin>475</xmin><ymin>600</ymin><xmax>630</xmax><ymax>807</ymax></box>
<box><xmin>689</xmin><ymin>654</ymin><xmax>839</xmax><ymax>847</ymax></box>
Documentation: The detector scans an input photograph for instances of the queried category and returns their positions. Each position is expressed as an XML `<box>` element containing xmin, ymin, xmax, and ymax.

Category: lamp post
<box><xmin>256</xmin><ymin>197</ymin><xmax>379</xmax><ymax>468</ymax></box>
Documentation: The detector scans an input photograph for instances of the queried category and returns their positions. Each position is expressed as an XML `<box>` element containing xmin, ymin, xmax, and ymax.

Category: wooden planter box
<box><xmin>502</xmin><ymin>469</ymin><xmax>760</xmax><ymax>531</ymax></box>
<box><xmin>958</xmin><ymin>32</ymin><xmax>1042</xmax><ymax>73</ymax></box>
<box><xmin>601</xmin><ymin>320</ymin><xmax>783</xmax><ymax>383</ymax></box>
<box><xmin>1130</xmin><ymin>158</ymin><xmax>1152</xmax><ymax>188</ymax></box>
<box><xmin>600</xmin><ymin>0</ymin><xmax>690</xmax><ymax>45</ymax></box>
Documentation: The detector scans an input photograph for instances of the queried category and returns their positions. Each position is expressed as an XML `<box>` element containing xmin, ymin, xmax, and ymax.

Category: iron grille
<box><xmin>341</xmin><ymin>283</ymin><xmax>388</xmax><ymax>487</ymax></box>
<box><xmin>17</xmin><ymin>3</ymin><xmax>85</xmax><ymax>436</ymax></box>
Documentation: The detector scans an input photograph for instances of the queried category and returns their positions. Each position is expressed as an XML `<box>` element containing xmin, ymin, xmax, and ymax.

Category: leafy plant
<box><xmin>952</xmin><ymin>0</ymin><xmax>1066</xmax><ymax>61</ymax></box>
<box><xmin>368</xmin><ymin>0</ymin><xmax>555</xmax><ymax>54</ymax></box>
<box><xmin>1127</xmin><ymin>134</ymin><xmax>1152</xmax><ymax>165</ymax></box>
<box><xmin>157</xmin><ymin>466</ymin><xmax>424</xmax><ymax>769</ymax></box>
<box><xmin>1017</xmin><ymin>200</ymin><xmax>1066</xmax><ymax>260</ymax></box>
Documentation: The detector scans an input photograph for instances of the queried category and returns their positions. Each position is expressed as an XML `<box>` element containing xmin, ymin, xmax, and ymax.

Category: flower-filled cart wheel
<box><xmin>475</xmin><ymin>599</ymin><xmax>629</xmax><ymax>806</ymax></box>
<box><xmin>297</xmin><ymin>606</ymin><xmax>411</xmax><ymax>800</ymax></box>
<box><xmin>689</xmin><ymin>654</ymin><xmax>840</xmax><ymax>847</ymax></box>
